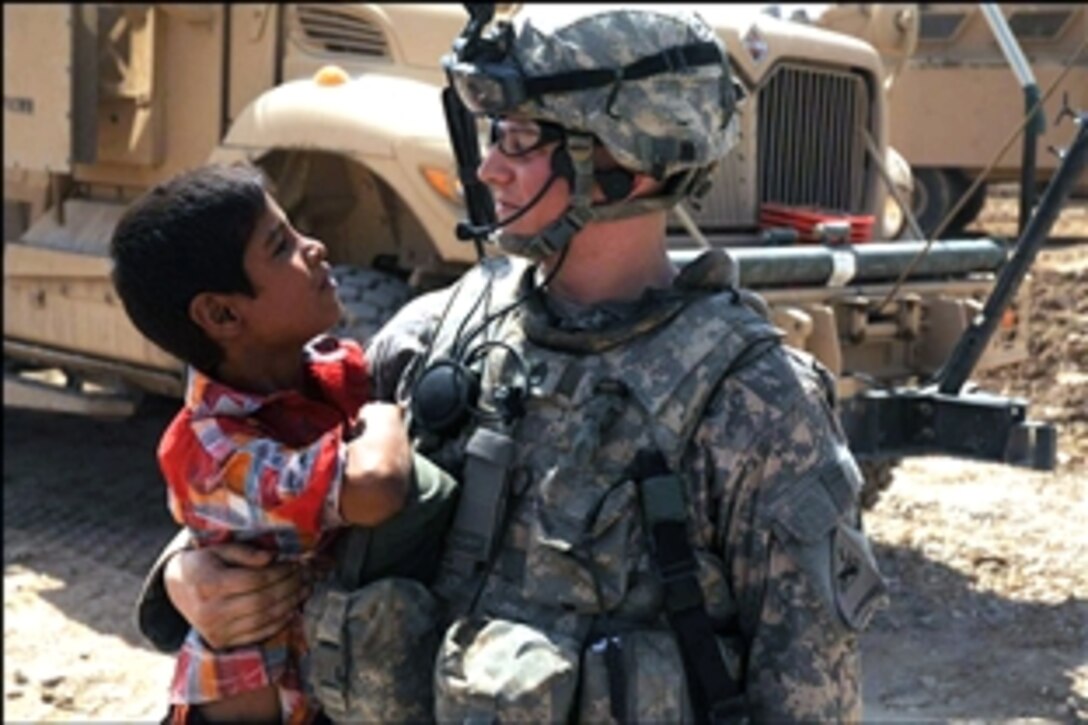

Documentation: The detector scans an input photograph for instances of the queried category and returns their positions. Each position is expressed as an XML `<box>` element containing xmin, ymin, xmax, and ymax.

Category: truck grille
<box><xmin>685</xmin><ymin>63</ymin><xmax>872</xmax><ymax>232</ymax></box>
<box><xmin>757</xmin><ymin>63</ymin><xmax>869</xmax><ymax>213</ymax></box>
<box><xmin>291</xmin><ymin>5</ymin><xmax>390</xmax><ymax>59</ymax></box>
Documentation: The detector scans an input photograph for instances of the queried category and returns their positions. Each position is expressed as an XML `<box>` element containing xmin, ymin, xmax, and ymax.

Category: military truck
<box><xmin>816</xmin><ymin>2</ymin><xmax>1088</xmax><ymax>237</ymax></box>
<box><xmin>5</xmin><ymin>3</ymin><xmax>1071</xmax><ymax>504</ymax></box>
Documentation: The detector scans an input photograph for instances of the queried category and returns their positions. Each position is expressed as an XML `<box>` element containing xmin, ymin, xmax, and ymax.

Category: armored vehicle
<box><xmin>6</xmin><ymin>3</ymin><xmax>1075</xmax><ymax>505</ymax></box>
<box><xmin>817</xmin><ymin>2</ymin><xmax>1088</xmax><ymax>237</ymax></box>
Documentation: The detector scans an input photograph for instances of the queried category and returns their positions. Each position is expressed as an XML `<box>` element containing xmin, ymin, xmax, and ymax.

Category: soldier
<box><xmin>138</xmin><ymin>6</ymin><xmax>888</xmax><ymax>722</ymax></box>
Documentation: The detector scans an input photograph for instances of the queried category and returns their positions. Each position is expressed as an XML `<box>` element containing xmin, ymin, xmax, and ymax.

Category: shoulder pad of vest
<box><xmin>611</xmin><ymin>292</ymin><xmax>783</xmax><ymax>468</ymax></box>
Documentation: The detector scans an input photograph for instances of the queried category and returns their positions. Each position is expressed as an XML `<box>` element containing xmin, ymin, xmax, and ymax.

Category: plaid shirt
<box><xmin>159</xmin><ymin>335</ymin><xmax>370</xmax><ymax>722</ymax></box>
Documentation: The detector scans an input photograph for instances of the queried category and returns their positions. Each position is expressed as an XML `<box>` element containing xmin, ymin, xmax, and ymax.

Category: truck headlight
<box><xmin>883</xmin><ymin>194</ymin><xmax>906</xmax><ymax>240</ymax></box>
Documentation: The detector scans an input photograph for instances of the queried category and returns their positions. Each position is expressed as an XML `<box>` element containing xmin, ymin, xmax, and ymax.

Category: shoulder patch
<box><xmin>833</xmin><ymin>523</ymin><xmax>888</xmax><ymax>631</ymax></box>
<box><xmin>767</xmin><ymin>456</ymin><xmax>887</xmax><ymax>633</ymax></box>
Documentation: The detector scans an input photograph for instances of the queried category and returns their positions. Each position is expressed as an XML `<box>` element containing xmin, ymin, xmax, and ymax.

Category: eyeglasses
<box><xmin>488</xmin><ymin>117</ymin><xmax>565</xmax><ymax>158</ymax></box>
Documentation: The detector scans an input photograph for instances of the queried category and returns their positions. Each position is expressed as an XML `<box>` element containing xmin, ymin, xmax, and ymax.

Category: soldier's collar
<box><xmin>521</xmin><ymin>259</ymin><xmax>728</xmax><ymax>353</ymax></box>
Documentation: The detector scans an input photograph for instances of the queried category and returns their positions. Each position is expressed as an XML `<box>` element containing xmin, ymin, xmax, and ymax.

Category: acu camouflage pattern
<box><xmin>363</xmin><ymin>249</ymin><xmax>887</xmax><ymax>722</ymax></box>
<box><xmin>302</xmin><ymin>577</ymin><xmax>440</xmax><ymax>722</ymax></box>
<box><xmin>506</xmin><ymin>7</ymin><xmax>741</xmax><ymax>178</ymax></box>
<box><xmin>435</xmin><ymin>617</ymin><xmax>582</xmax><ymax>722</ymax></box>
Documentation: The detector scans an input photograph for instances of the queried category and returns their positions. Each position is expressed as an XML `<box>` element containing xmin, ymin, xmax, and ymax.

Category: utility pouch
<box><xmin>434</xmin><ymin>616</ymin><xmax>581</xmax><ymax>724</ymax></box>
<box><xmin>523</xmin><ymin>471</ymin><xmax>637</xmax><ymax>612</ymax></box>
<box><xmin>303</xmin><ymin>577</ymin><xmax>441</xmax><ymax>723</ymax></box>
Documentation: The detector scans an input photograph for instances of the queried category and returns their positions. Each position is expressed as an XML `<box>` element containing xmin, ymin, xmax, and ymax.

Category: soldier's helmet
<box><xmin>447</xmin><ymin>5</ymin><xmax>743</xmax><ymax>181</ymax></box>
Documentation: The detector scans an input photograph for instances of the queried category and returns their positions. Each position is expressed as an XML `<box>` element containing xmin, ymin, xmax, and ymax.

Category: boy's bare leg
<box><xmin>196</xmin><ymin>685</ymin><xmax>280</xmax><ymax>723</ymax></box>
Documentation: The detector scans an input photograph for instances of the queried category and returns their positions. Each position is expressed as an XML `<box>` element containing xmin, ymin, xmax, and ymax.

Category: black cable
<box><xmin>454</xmin><ymin>238</ymin><xmax>572</xmax><ymax>360</ymax></box>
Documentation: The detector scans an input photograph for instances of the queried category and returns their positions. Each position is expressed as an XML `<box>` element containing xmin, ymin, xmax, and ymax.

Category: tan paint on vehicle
<box><xmin>2</xmin><ymin>3</ymin><xmax>1028</xmax><ymax>411</ymax></box>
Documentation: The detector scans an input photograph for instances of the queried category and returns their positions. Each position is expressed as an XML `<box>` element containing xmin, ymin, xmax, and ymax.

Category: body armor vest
<box><xmin>407</xmin><ymin>256</ymin><xmax>782</xmax><ymax>721</ymax></box>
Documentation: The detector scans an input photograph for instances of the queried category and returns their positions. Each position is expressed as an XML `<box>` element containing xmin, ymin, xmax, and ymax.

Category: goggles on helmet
<box><xmin>447</xmin><ymin>32</ymin><xmax>727</xmax><ymax>118</ymax></box>
<box><xmin>488</xmin><ymin>117</ymin><xmax>565</xmax><ymax>157</ymax></box>
<box><xmin>448</xmin><ymin>60</ymin><xmax>528</xmax><ymax>115</ymax></box>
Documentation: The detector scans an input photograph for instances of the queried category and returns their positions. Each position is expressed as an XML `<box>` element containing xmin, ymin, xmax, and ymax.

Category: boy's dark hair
<box><xmin>110</xmin><ymin>164</ymin><xmax>268</xmax><ymax>375</ymax></box>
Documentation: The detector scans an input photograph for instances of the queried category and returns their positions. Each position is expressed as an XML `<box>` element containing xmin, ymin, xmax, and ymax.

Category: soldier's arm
<box><xmin>135</xmin><ymin>528</ymin><xmax>193</xmax><ymax>651</ymax></box>
<box><xmin>135</xmin><ymin>534</ymin><xmax>304</xmax><ymax>652</ymax></box>
<box><xmin>707</xmin><ymin>354</ymin><xmax>886</xmax><ymax>722</ymax></box>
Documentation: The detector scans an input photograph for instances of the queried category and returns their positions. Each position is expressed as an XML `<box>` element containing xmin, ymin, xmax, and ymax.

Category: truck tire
<box><xmin>911</xmin><ymin>168</ymin><xmax>954</xmax><ymax>239</ymax></box>
<box><xmin>330</xmin><ymin>265</ymin><xmax>414</xmax><ymax>345</ymax></box>
<box><xmin>947</xmin><ymin>171</ymin><xmax>988</xmax><ymax>233</ymax></box>
<box><xmin>859</xmin><ymin>458</ymin><xmax>899</xmax><ymax>511</ymax></box>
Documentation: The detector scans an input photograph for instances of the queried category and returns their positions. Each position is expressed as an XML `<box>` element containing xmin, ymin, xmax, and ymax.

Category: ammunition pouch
<box><xmin>434</xmin><ymin>616</ymin><xmax>582</xmax><ymax>723</ymax></box>
<box><xmin>433</xmin><ymin>615</ymin><xmax>747</xmax><ymax>724</ymax></box>
<box><xmin>304</xmin><ymin>577</ymin><xmax>441</xmax><ymax>723</ymax></box>
<box><xmin>302</xmin><ymin>452</ymin><xmax>458</xmax><ymax>722</ymax></box>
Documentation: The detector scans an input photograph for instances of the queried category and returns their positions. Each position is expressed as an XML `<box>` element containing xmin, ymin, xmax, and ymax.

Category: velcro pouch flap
<box><xmin>304</xmin><ymin>577</ymin><xmax>440</xmax><ymax>723</ymax></box>
<box><xmin>435</xmin><ymin>617</ymin><xmax>581</xmax><ymax>724</ymax></box>
<box><xmin>769</xmin><ymin>461</ymin><xmax>858</xmax><ymax>544</ymax></box>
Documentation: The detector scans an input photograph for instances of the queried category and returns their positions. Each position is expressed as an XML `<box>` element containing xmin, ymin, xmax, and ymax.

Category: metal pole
<box><xmin>980</xmin><ymin>4</ymin><xmax>1044</xmax><ymax>238</ymax></box>
<box><xmin>979</xmin><ymin>5</ymin><xmax>1035</xmax><ymax>87</ymax></box>
<box><xmin>936</xmin><ymin>116</ymin><xmax>1088</xmax><ymax>395</ymax></box>
<box><xmin>1019</xmin><ymin>85</ymin><xmax>1043</xmax><ymax>236</ymax></box>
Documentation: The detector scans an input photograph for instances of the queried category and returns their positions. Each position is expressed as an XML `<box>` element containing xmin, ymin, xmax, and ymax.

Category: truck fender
<box><xmin>883</xmin><ymin>145</ymin><xmax>914</xmax><ymax>239</ymax></box>
<box><xmin>213</xmin><ymin>72</ymin><xmax>470</xmax><ymax>268</ymax></box>
<box><xmin>219</xmin><ymin>72</ymin><xmax>449</xmax><ymax>159</ymax></box>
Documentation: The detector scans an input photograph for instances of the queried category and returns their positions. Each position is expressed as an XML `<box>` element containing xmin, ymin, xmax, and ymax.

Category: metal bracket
<box><xmin>843</xmin><ymin>386</ymin><xmax>1056</xmax><ymax>471</ymax></box>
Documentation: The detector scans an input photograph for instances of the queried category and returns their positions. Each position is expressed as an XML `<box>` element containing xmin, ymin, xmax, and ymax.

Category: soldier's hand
<box><xmin>163</xmin><ymin>543</ymin><xmax>307</xmax><ymax>650</ymax></box>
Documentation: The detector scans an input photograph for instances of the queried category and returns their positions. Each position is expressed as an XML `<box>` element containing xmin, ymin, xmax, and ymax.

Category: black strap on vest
<box><xmin>635</xmin><ymin>449</ymin><xmax>749</xmax><ymax>725</ymax></box>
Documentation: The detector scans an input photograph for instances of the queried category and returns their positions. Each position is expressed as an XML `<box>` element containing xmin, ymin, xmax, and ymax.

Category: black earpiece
<box><xmin>410</xmin><ymin>358</ymin><xmax>480</xmax><ymax>436</ymax></box>
<box><xmin>410</xmin><ymin>340</ymin><xmax>532</xmax><ymax>436</ymax></box>
<box><xmin>594</xmin><ymin>167</ymin><xmax>635</xmax><ymax>202</ymax></box>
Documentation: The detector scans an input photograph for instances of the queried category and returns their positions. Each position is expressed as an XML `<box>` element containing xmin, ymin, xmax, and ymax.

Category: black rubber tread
<box><xmin>946</xmin><ymin>170</ymin><xmax>989</xmax><ymax>233</ymax></box>
<box><xmin>330</xmin><ymin>265</ymin><xmax>414</xmax><ymax>345</ymax></box>
<box><xmin>911</xmin><ymin>167</ymin><xmax>955</xmax><ymax>239</ymax></box>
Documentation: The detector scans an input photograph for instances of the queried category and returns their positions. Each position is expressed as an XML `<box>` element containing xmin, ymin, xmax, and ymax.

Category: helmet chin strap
<box><xmin>497</xmin><ymin>133</ymin><xmax>597</xmax><ymax>261</ymax></box>
<box><xmin>497</xmin><ymin>132</ymin><xmax>716</xmax><ymax>261</ymax></box>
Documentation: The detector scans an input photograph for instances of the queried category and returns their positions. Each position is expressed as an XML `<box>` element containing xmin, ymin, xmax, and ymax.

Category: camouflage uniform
<box><xmin>321</xmin><ymin>7</ymin><xmax>886</xmax><ymax>721</ymax></box>
<box><xmin>355</xmin><ymin>248</ymin><xmax>886</xmax><ymax>722</ymax></box>
<box><xmin>138</xmin><ymin>7</ymin><xmax>888</xmax><ymax>722</ymax></box>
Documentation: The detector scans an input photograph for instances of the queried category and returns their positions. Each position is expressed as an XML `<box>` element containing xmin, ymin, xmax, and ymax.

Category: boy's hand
<box><xmin>341</xmin><ymin>403</ymin><xmax>412</xmax><ymax>526</ymax></box>
<box><xmin>164</xmin><ymin>543</ymin><xmax>306</xmax><ymax>650</ymax></box>
<box><xmin>355</xmin><ymin>400</ymin><xmax>406</xmax><ymax>429</ymax></box>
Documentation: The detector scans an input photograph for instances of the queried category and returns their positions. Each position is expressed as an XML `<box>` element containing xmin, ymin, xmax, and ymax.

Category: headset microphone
<box><xmin>454</xmin><ymin>200</ymin><xmax>538</xmax><ymax>240</ymax></box>
<box><xmin>455</xmin><ymin>170</ymin><xmax>562</xmax><ymax>241</ymax></box>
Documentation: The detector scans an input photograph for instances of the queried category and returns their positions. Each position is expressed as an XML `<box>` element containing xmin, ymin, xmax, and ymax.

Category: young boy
<box><xmin>111</xmin><ymin>164</ymin><xmax>426</xmax><ymax>723</ymax></box>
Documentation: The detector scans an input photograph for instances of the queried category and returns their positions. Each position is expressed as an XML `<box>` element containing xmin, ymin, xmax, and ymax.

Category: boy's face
<box><xmin>233</xmin><ymin>194</ymin><xmax>343</xmax><ymax>349</ymax></box>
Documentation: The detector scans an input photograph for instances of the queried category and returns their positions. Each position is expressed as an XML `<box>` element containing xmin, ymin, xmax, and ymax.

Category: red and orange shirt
<box><xmin>159</xmin><ymin>335</ymin><xmax>369</xmax><ymax>721</ymax></box>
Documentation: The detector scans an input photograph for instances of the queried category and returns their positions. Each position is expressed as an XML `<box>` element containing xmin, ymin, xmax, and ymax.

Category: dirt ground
<box><xmin>3</xmin><ymin>190</ymin><xmax>1086</xmax><ymax>722</ymax></box>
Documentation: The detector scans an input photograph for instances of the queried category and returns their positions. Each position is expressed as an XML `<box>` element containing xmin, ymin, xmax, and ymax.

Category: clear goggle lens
<box><xmin>487</xmin><ymin>117</ymin><xmax>565</xmax><ymax>157</ymax></box>
<box><xmin>449</xmin><ymin>62</ymin><xmax>524</xmax><ymax>115</ymax></box>
<box><xmin>452</xmin><ymin>67</ymin><xmax>511</xmax><ymax>113</ymax></box>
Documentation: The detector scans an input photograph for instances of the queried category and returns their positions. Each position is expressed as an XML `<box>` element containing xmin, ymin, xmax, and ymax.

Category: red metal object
<box><xmin>760</xmin><ymin>203</ymin><xmax>875</xmax><ymax>244</ymax></box>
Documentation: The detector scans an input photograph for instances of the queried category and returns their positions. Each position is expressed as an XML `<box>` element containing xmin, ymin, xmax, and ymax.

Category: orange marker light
<box><xmin>313</xmin><ymin>65</ymin><xmax>350</xmax><ymax>87</ymax></box>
